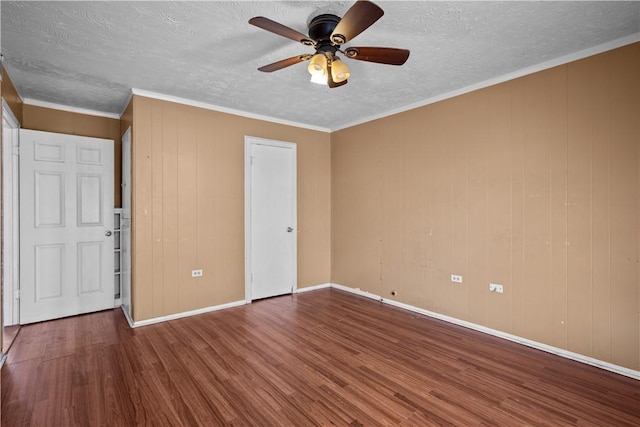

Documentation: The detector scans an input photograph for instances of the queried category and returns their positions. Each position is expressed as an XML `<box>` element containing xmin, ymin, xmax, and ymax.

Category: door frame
<box><xmin>244</xmin><ymin>136</ymin><xmax>297</xmax><ymax>303</ymax></box>
<box><xmin>121</xmin><ymin>127</ymin><xmax>131</xmax><ymax>220</ymax></box>
<box><xmin>2</xmin><ymin>98</ymin><xmax>20</xmax><ymax>326</ymax></box>
<box><xmin>120</xmin><ymin>126</ymin><xmax>132</xmax><ymax>320</ymax></box>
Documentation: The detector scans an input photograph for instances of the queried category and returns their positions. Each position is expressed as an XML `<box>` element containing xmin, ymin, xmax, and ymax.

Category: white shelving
<box><xmin>114</xmin><ymin>208</ymin><xmax>122</xmax><ymax>303</ymax></box>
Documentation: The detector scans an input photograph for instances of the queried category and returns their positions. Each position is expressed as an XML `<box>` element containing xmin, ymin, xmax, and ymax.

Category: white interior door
<box><xmin>245</xmin><ymin>137</ymin><xmax>297</xmax><ymax>301</ymax></box>
<box><xmin>19</xmin><ymin>129</ymin><xmax>114</xmax><ymax>324</ymax></box>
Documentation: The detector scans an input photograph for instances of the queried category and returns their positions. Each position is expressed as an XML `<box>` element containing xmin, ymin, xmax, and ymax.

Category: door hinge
<box><xmin>12</xmin><ymin>145</ymin><xmax>19</xmax><ymax>156</ymax></box>
<box><xmin>15</xmin><ymin>290</ymin><xmax>20</xmax><ymax>300</ymax></box>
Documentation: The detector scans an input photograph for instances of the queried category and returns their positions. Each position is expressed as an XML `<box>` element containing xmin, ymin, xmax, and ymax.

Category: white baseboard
<box><xmin>123</xmin><ymin>283</ymin><xmax>332</xmax><ymax>328</ymax></box>
<box><xmin>330</xmin><ymin>283</ymin><xmax>640</xmax><ymax>381</ymax></box>
<box><xmin>330</xmin><ymin>283</ymin><xmax>384</xmax><ymax>301</ymax></box>
<box><xmin>0</xmin><ymin>352</ymin><xmax>7</xmax><ymax>369</ymax></box>
<box><xmin>126</xmin><ymin>300</ymin><xmax>247</xmax><ymax>328</ymax></box>
<box><xmin>115</xmin><ymin>281</ymin><xmax>639</xmax><ymax>380</ymax></box>
<box><xmin>120</xmin><ymin>306</ymin><xmax>135</xmax><ymax>328</ymax></box>
<box><xmin>296</xmin><ymin>283</ymin><xmax>331</xmax><ymax>293</ymax></box>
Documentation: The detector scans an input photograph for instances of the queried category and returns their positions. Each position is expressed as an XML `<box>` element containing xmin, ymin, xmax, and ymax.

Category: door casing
<box><xmin>2</xmin><ymin>99</ymin><xmax>20</xmax><ymax>326</ymax></box>
<box><xmin>120</xmin><ymin>127</ymin><xmax>132</xmax><ymax>319</ymax></box>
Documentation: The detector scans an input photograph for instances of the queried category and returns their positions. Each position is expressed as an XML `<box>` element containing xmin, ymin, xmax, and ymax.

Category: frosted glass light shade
<box><xmin>331</xmin><ymin>58</ymin><xmax>350</xmax><ymax>83</ymax></box>
<box><xmin>307</xmin><ymin>53</ymin><xmax>327</xmax><ymax>76</ymax></box>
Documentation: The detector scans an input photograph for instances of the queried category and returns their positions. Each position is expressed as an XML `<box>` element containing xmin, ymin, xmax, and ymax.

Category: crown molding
<box><xmin>332</xmin><ymin>33</ymin><xmax>640</xmax><ymax>132</ymax></box>
<box><xmin>130</xmin><ymin>88</ymin><xmax>332</xmax><ymax>134</ymax></box>
<box><xmin>22</xmin><ymin>98</ymin><xmax>120</xmax><ymax>119</ymax></box>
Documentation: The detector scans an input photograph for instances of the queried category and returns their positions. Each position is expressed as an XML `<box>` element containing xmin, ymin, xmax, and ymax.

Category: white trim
<box><xmin>0</xmin><ymin>353</ymin><xmax>6</xmax><ymax>369</ymax></box>
<box><xmin>120</xmin><ymin>305</ymin><xmax>134</xmax><ymax>328</ymax></box>
<box><xmin>244</xmin><ymin>138</ymin><xmax>251</xmax><ymax>303</ymax></box>
<box><xmin>120</xmin><ymin>127</ymin><xmax>133</xmax><ymax>322</ymax></box>
<box><xmin>21</xmin><ymin>98</ymin><xmax>120</xmax><ymax>120</ymax></box>
<box><xmin>114</xmin><ymin>298</ymin><xmax>122</xmax><ymax>307</ymax></box>
<box><xmin>332</xmin><ymin>33</ymin><xmax>640</xmax><ymax>132</ymax></box>
<box><xmin>2</xmin><ymin>98</ymin><xmax>21</xmax><ymax>326</ymax></box>
<box><xmin>2</xmin><ymin>97</ymin><xmax>19</xmax><ymax>126</ymax></box>
<box><xmin>295</xmin><ymin>283</ymin><xmax>331</xmax><ymax>293</ymax></box>
<box><xmin>330</xmin><ymin>283</ymin><xmax>640</xmax><ymax>381</ymax></box>
<box><xmin>131</xmin><ymin>88</ymin><xmax>331</xmax><ymax>134</ymax></box>
<box><xmin>125</xmin><ymin>300</ymin><xmax>247</xmax><ymax>328</ymax></box>
<box><xmin>331</xmin><ymin>283</ymin><xmax>384</xmax><ymax>302</ymax></box>
<box><xmin>244</xmin><ymin>138</ymin><xmax>251</xmax><ymax>304</ymax></box>
<box><xmin>244</xmin><ymin>136</ymin><xmax>298</xmax><ymax>303</ymax></box>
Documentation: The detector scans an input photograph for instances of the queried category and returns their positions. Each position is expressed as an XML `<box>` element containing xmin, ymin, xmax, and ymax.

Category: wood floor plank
<box><xmin>2</xmin><ymin>288</ymin><xmax>639</xmax><ymax>426</ymax></box>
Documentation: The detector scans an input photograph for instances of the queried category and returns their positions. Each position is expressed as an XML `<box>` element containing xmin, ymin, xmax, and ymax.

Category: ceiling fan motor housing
<box><xmin>309</xmin><ymin>14</ymin><xmax>342</xmax><ymax>43</ymax></box>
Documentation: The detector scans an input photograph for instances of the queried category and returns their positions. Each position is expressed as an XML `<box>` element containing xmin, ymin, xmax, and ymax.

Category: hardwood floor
<box><xmin>2</xmin><ymin>288</ymin><xmax>639</xmax><ymax>426</ymax></box>
<box><xmin>2</xmin><ymin>325</ymin><xmax>20</xmax><ymax>354</ymax></box>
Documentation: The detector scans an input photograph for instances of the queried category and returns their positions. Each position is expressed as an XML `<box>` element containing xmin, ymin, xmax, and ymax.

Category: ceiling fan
<box><xmin>249</xmin><ymin>0</ymin><xmax>410</xmax><ymax>88</ymax></box>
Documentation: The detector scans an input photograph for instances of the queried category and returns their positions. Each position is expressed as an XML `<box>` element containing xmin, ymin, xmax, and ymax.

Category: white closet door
<box><xmin>246</xmin><ymin>137</ymin><xmax>297</xmax><ymax>301</ymax></box>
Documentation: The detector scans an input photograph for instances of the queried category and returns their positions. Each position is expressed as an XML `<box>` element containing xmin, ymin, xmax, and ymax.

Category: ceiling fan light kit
<box><xmin>249</xmin><ymin>0</ymin><xmax>409</xmax><ymax>88</ymax></box>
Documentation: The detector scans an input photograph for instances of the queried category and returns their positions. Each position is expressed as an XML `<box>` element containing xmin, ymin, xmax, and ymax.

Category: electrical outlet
<box><xmin>192</xmin><ymin>269</ymin><xmax>203</xmax><ymax>277</ymax></box>
<box><xmin>451</xmin><ymin>274</ymin><xmax>462</xmax><ymax>283</ymax></box>
<box><xmin>489</xmin><ymin>283</ymin><xmax>503</xmax><ymax>293</ymax></box>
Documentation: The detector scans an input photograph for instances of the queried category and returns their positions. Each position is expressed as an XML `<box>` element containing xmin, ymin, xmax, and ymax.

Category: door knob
<box><xmin>105</xmin><ymin>230</ymin><xmax>113</xmax><ymax>237</ymax></box>
<box><xmin>286</xmin><ymin>227</ymin><xmax>293</xmax><ymax>233</ymax></box>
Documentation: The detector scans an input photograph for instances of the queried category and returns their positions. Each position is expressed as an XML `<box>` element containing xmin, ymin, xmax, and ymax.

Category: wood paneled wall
<box><xmin>331</xmin><ymin>43</ymin><xmax>640</xmax><ymax>370</ymax></box>
<box><xmin>22</xmin><ymin>104</ymin><xmax>123</xmax><ymax>207</ymax></box>
<box><xmin>130</xmin><ymin>96</ymin><xmax>331</xmax><ymax>321</ymax></box>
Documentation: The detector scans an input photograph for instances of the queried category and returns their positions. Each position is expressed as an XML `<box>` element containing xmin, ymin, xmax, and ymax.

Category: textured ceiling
<box><xmin>2</xmin><ymin>1</ymin><xmax>639</xmax><ymax>131</ymax></box>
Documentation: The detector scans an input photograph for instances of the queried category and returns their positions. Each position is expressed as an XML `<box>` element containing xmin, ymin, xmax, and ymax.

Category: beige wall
<box><xmin>1</xmin><ymin>69</ymin><xmax>22</xmax><ymax>124</ymax></box>
<box><xmin>332</xmin><ymin>43</ymin><xmax>640</xmax><ymax>371</ymax></box>
<box><xmin>22</xmin><ymin>104</ymin><xmax>123</xmax><ymax>207</ymax></box>
<box><xmin>130</xmin><ymin>96</ymin><xmax>331</xmax><ymax>321</ymax></box>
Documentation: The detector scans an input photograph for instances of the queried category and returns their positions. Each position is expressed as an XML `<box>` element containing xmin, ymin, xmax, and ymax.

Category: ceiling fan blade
<box><xmin>344</xmin><ymin>47</ymin><xmax>410</xmax><ymax>65</ymax></box>
<box><xmin>249</xmin><ymin>17</ymin><xmax>314</xmax><ymax>46</ymax></box>
<box><xmin>330</xmin><ymin>0</ymin><xmax>384</xmax><ymax>44</ymax></box>
<box><xmin>258</xmin><ymin>55</ymin><xmax>312</xmax><ymax>73</ymax></box>
<box><xmin>327</xmin><ymin>63</ymin><xmax>348</xmax><ymax>88</ymax></box>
